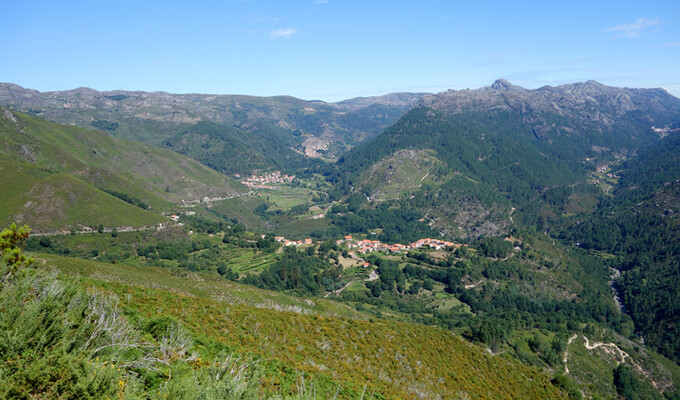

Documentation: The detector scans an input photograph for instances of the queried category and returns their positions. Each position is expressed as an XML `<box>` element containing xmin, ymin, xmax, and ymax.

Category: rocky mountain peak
<box><xmin>490</xmin><ymin>78</ymin><xmax>517</xmax><ymax>91</ymax></box>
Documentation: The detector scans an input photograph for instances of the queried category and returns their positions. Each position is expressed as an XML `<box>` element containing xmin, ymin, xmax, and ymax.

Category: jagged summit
<box><xmin>490</xmin><ymin>78</ymin><xmax>519</xmax><ymax>91</ymax></box>
<box><xmin>418</xmin><ymin>79</ymin><xmax>680</xmax><ymax>127</ymax></box>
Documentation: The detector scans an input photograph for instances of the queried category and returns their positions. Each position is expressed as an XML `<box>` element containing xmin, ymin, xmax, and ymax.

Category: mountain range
<box><xmin>0</xmin><ymin>82</ymin><xmax>425</xmax><ymax>165</ymax></box>
<box><xmin>1</xmin><ymin>79</ymin><xmax>680</xmax><ymax>399</ymax></box>
<box><xmin>333</xmin><ymin>79</ymin><xmax>680</xmax><ymax>237</ymax></box>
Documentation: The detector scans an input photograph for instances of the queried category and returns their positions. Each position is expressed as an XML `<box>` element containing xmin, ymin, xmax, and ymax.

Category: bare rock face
<box><xmin>418</xmin><ymin>79</ymin><xmax>680</xmax><ymax>145</ymax></box>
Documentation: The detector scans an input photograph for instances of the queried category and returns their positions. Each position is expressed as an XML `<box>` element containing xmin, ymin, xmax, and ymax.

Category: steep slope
<box><xmin>165</xmin><ymin>120</ymin><xmax>323</xmax><ymax>176</ymax></box>
<box><xmin>335</xmin><ymin>107</ymin><xmax>585</xmax><ymax>237</ymax></box>
<box><xmin>22</xmin><ymin>250</ymin><xmax>568</xmax><ymax>400</ymax></box>
<box><xmin>0</xmin><ymin>157</ymin><xmax>165</xmax><ymax>231</ymax></box>
<box><xmin>420</xmin><ymin>79</ymin><xmax>680</xmax><ymax>153</ymax></box>
<box><xmin>332</xmin><ymin>81</ymin><xmax>680</xmax><ymax>238</ymax></box>
<box><xmin>0</xmin><ymin>83</ymin><xmax>426</xmax><ymax>166</ymax></box>
<box><xmin>561</xmin><ymin>131</ymin><xmax>680</xmax><ymax>364</ymax></box>
<box><xmin>0</xmin><ymin>107</ymin><xmax>245</xmax><ymax>213</ymax></box>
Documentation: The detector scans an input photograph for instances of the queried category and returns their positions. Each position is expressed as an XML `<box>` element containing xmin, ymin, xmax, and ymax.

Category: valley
<box><xmin>1</xmin><ymin>79</ymin><xmax>680</xmax><ymax>399</ymax></box>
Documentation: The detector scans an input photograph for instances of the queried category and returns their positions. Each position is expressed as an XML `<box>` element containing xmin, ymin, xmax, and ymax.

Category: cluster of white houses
<box><xmin>274</xmin><ymin>236</ymin><xmax>313</xmax><ymax>247</ymax></box>
<box><xmin>272</xmin><ymin>234</ymin><xmax>465</xmax><ymax>255</ymax></box>
<box><xmin>240</xmin><ymin>171</ymin><xmax>294</xmax><ymax>189</ymax></box>
<box><xmin>341</xmin><ymin>236</ymin><xmax>465</xmax><ymax>254</ymax></box>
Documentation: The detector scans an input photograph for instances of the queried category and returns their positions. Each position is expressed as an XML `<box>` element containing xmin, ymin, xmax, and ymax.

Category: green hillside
<box><xmin>165</xmin><ymin>120</ymin><xmax>325</xmax><ymax>176</ymax></box>
<box><xmin>22</xmin><ymin>217</ymin><xmax>680</xmax><ymax>400</ymax></box>
<box><xmin>0</xmin><ymin>223</ymin><xmax>568</xmax><ymax>399</ymax></box>
<box><xmin>561</xmin><ymin>132</ymin><xmax>680</xmax><ymax>364</ymax></box>
<box><xmin>326</xmin><ymin>81</ymin><xmax>680</xmax><ymax>240</ymax></box>
<box><xmin>0</xmin><ymin>107</ymin><xmax>245</xmax><ymax>212</ymax></box>
<box><xmin>0</xmin><ymin>157</ymin><xmax>164</xmax><ymax>231</ymax></box>
<box><xmin>0</xmin><ymin>83</ymin><xmax>425</xmax><ymax>165</ymax></box>
<box><xmin>330</xmin><ymin>107</ymin><xmax>588</xmax><ymax>238</ymax></box>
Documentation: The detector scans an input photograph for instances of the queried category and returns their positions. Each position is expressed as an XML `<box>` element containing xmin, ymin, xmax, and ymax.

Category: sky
<box><xmin>1</xmin><ymin>0</ymin><xmax>679</xmax><ymax>102</ymax></box>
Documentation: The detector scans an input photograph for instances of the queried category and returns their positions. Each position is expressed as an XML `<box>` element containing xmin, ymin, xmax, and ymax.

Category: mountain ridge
<box><xmin>419</xmin><ymin>79</ymin><xmax>680</xmax><ymax>145</ymax></box>
<box><xmin>0</xmin><ymin>82</ymin><xmax>426</xmax><ymax>154</ymax></box>
<box><xmin>0</xmin><ymin>107</ymin><xmax>247</xmax><ymax>231</ymax></box>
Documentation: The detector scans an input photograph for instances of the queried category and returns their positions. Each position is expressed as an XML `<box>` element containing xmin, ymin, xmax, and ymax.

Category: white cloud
<box><xmin>270</xmin><ymin>27</ymin><xmax>297</xmax><ymax>39</ymax></box>
<box><xmin>667</xmin><ymin>42</ymin><xmax>680</xmax><ymax>47</ymax></box>
<box><xmin>604</xmin><ymin>18</ymin><xmax>660</xmax><ymax>38</ymax></box>
<box><xmin>314</xmin><ymin>0</ymin><xmax>328</xmax><ymax>3</ymax></box>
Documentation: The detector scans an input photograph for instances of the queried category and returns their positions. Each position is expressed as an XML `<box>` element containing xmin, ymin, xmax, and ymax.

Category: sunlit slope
<box><xmin>0</xmin><ymin>157</ymin><xmax>164</xmax><ymax>230</ymax></box>
<box><xmin>38</xmin><ymin>252</ymin><xmax>567</xmax><ymax>400</ymax></box>
<box><xmin>0</xmin><ymin>107</ymin><xmax>244</xmax><ymax>212</ymax></box>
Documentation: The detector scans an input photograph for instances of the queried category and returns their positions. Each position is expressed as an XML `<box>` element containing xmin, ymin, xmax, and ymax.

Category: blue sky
<box><xmin>1</xmin><ymin>0</ymin><xmax>678</xmax><ymax>101</ymax></box>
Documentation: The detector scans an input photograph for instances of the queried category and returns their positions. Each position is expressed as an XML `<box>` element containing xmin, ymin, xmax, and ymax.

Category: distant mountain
<box><xmin>0</xmin><ymin>107</ymin><xmax>245</xmax><ymax>231</ymax></box>
<box><xmin>164</xmin><ymin>120</ymin><xmax>324</xmax><ymax>176</ymax></box>
<box><xmin>332</xmin><ymin>80</ymin><xmax>680</xmax><ymax>238</ymax></box>
<box><xmin>419</xmin><ymin>79</ymin><xmax>680</xmax><ymax>154</ymax></box>
<box><xmin>0</xmin><ymin>83</ymin><xmax>426</xmax><ymax>170</ymax></box>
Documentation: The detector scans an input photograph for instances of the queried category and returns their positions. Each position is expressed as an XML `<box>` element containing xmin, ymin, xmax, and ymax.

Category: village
<box><xmin>273</xmin><ymin>234</ymin><xmax>464</xmax><ymax>259</ymax></box>
<box><xmin>239</xmin><ymin>171</ymin><xmax>294</xmax><ymax>189</ymax></box>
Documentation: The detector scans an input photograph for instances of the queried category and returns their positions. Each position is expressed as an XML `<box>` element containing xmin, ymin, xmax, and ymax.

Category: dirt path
<box><xmin>563</xmin><ymin>334</ymin><xmax>579</xmax><ymax>374</ymax></box>
<box><xmin>418</xmin><ymin>171</ymin><xmax>430</xmax><ymax>186</ymax></box>
<box><xmin>325</xmin><ymin>270</ymin><xmax>379</xmax><ymax>298</ymax></box>
<box><xmin>325</xmin><ymin>281</ymin><xmax>354</xmax><ymax>298</ymax></box>
<box><xmin>365</xmin><ymin>270</ymin><xmax>379</xmax><ymax>282</ymax></box>
<box><xmin>563</xmin><ymin>335</ymin><xmax>660</xmax><ymax>389</ymax></box>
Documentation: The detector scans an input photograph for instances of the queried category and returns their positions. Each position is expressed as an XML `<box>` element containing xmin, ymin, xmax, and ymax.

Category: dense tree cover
<box><xmin>328</xmin><ymin>202</ymin><xmax>439</xmax><ymax>244</ymax></box>
<box><xmin>617</xmin><ymin>131</ymin><xmax>680</xmax><ymax>192</ymax></box>
<box><xmin>243</xmin><ymin>246</ymin><xmax>341</xmax><ymax>295</ymax></box>
<box><xmin>100</xmin><ymin>188</ymin><xmax>149</xmax><ymax>210</ymax></box>
<box><xmin>560</xmin><ymin>133</ymin><xmax>680</xmax><ymax>363</ymax></box>
<box><xmin>164</xmin><ymin>120</ymin><xmax>326</xmax><ymax>175</ymax></box>
<box><xmin>180</xmin><ymin>214</ymin><xmax>227</xmax><ymax>234</ymax></box>
<box><xmin>612</xmin><ymin>364</ymin><xmax>663</xmax><ymax>400</ymax></box>
<box><xmin>341</xmin><ymin>232</ymin><xmax>626</xmax><ymax>353</ymax></box>
<box><xmin>91</xmin><ymin>119</ymin><xmax>119</xmax><ymax>131</ymax></box>
<box><xmin>329</xmin><ymin>107</ymin><xmax>586</xmax><ymax>224</ymax></box>
<box><xmin>478</xmin><ymin>236</ymin><xmax>514</xmax><ymax>258</ymax></box>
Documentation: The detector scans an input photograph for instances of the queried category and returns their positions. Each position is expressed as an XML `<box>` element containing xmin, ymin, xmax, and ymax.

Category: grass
<box><xmin>0</xmin><ymin>108</ymin><xmax>245</xmax><ymax>213</ymax></box>
<box><xmin>276</xmin><ymin>218</ymin><xmax>333</xmax><ymax>238</ymax></box>
<box><xmin>35</xmin><ymin>251</ymin><xmax>567</xmax><ymax>400</ymax></box>
<box><xmin>0</xmin><ymin>157</ymin><xmax>165</xmax><ymax>232</ymax></box>
<box><xmin>356</xmin><ymin>149</ymin><xmax>442</xmax><ymax>201</ymax></box>
<box><xmin>208</xmin><ymin>197</ymin><xmax>269</xmax><ymax>231</ymax></box>
<box><xmin>36</xmin><ymin>252</ymin><xmax>362</xmax><ymax>320</ymax></box>
<box><xmin>258</xmin><ymin>185</ymin><xmax>317</xmax><ymax>211</ymax></box>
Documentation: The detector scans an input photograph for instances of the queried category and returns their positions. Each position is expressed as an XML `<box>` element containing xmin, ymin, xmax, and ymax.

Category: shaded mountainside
<box><xmin>560</xmin><ymin>132</ymin><xmax>680</xmax><ymax>364</ymax></box>
<box><xmin>0</xmin><ymin>83</ymin><xmax>426</xmax><ymax>168</ymax></box>
<box><xmin>333</xmin><ymin>107</ymin><xmax>589</xmax><ymax>238</ymax></box>
<box><xmin>0</xmin><ymin>107</ymin><xmax>245</xmax><ymax>231</ymax></box>
<box><xmin>330</xmin><ymin>81</ymin><xmax>680</xmax><ymax>239</ymax></box>
<box><xmin>164</xmin><ymin>120</ymin><xmax>324</xmax><ymax>176</ymax></box>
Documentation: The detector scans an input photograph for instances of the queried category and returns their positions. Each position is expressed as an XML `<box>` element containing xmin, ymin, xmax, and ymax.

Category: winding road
<box><xmin>563</xmin><ymin>334</ymin><xmax>659</xmax><ymax>389</ymax></box>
